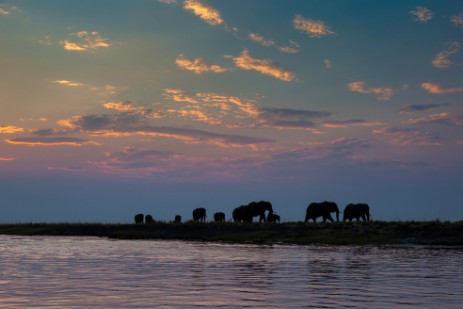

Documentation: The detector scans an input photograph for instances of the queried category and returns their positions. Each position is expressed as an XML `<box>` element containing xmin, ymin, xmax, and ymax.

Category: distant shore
<box><xmin>1</xmin><ymin>221</ymin><xmax>462</xmax><ymax>246</ymax></box>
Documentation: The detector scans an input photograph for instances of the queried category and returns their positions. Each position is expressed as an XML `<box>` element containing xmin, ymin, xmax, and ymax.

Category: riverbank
<box><xmin>1</xmin><ymin>221</ymin><xmax>462</xmax><ymax>246</ymax></box>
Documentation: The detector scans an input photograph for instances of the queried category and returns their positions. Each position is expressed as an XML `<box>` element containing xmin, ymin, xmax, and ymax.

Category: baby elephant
<box><xmin>267</xmin><ymin>212</ymin><xmax>280</xmax><ymax>223</ymax></box>
<box><xmin>214</xmin><ymin>212</ymin><xmax>226</xmax><ymax>222</ymax></box>
<box><xmin>174</xmin><ymin>215</ymin><xmax>182</xmax><ymax>223</ymax></box>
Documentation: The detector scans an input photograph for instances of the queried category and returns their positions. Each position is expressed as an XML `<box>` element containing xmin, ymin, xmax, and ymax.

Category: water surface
<box><xmin>0</xmin><ymin>236</ymin><xmax>462</xmax><ymax>308</ymax></box>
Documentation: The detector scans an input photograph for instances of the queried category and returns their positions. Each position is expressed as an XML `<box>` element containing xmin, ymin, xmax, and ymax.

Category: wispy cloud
<box><xmin>0</xmin><ymin>157</ymin><xmax>15</xmax><ymax>161</ymax></box>
<box><xmin>54</xmin><ymin>79</ymin><xmax>86</xmax><ymax>87</ymax></box>
<box><xmin>248</xmin><ymin>32</ymin><xmax>300</xmax><ymax>54</ymax></box>
<box><xmin>63</xmin><ymin>31</ymin><xmax>111</xmax><ymax>52</ymax></box>
<box><xmin>410</xmin><ymin>6</ymin><xmax>434</xmax><ymax>23</ymax></box>
<box><xmin>451</xmin><ymin>14</ymin><xmax>463</xmax><ymax>27</ymax></box>
<box><xmin>104</xmin><ymin>101</ymin><xmax>164</xmax><ymax>119</ymax></box>
<box><xmin>183</xmin><ymin>0</ymin><xmax>223</xmax><ymax>26</ymax></box>
<box><xmin>398</xmin><ymin>103</ymin><xmax>448</xmax><ymax>114</ymax></box>
<box><xmin>257</xmin><ymin>108</ymin><xmax>330</xmax><ymax>132</ymax></box>
<box><xmin>421</xmin><ymin>82</ymin><xmax>463</xmax><ymax>94</ymax></box>
<box><xmin>404</xmin><ymin>112</ymin><xmax>463</xmax><ymax>126</ymax></box>
<box><xmin>293</xmin><ymin>15</ymin><xmax>335</xmax><ymax>38</ymax></box>
<box><xmin>0</xmin><ymin>125</ymin><xmax>24</xmax><ymax>134</ymax></box>
<box><xmin>227</xmin><ymin>50</ymin><xmax>296</xmax><ymax>82</ymax></box>
<box><xmin>432</xmin><ymin>42</ymin><xmax>460</xmax><ymax>68</ymax></box>
<box><xmin>322</xmin><ymin>119</ymin><xmax>384</xmax><ymax>128</ymax></box>
<box><xmin>324</xmin><ymin>59</ymin><xmax>332</xmax><ymax>69</ymax></box>
<box><xmin>372</xmin><ymin>127</ymin><xmax>441</xmax><ymax>146</ymax></box>
<box><xmin>175</xmin><ymin>54</ymin><xmax>229</xmax><ymax>74</ymax></box>
<box><xmin>5</xmin><ymin>137</ymin><xmax>98</xmax><ymax>147</ymax></box>
<box><xmin>0</xmin><ymin>8</ymin><xmax>11</xmax><ymax>15</ymax></box>
<box><xmin>158</xmin><ymin>0</ymin><xmax>177</xmax><ymax>4</ymax></box>
<box><xmin>59</xmin><ymin>113</ymin><xmax>273</xmax><ymax>148</ymax></box>
<box><xmin>347</xmin><ymin>81</ymin><xmax>395</xmax><ymax>100</ymax></box>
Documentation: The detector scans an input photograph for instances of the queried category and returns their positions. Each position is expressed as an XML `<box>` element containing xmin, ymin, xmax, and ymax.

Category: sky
<box><xmin>1</xmin><ymin>0</ymin><xmax>463</xmax><ymax>223</ymax></box>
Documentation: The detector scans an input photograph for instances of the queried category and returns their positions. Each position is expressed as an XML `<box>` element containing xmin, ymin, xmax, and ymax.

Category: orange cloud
<box><xmin>432</xmin><ymin>42</ymin><xmax>460</xmax><ymax>68</ymax></box>
<box><xmin>322</xmin><ymin>120</ymin><xmax>384</xmax><ymax>128</ymax></box>
<box><xmin>104</xmin><ymin>102</ymin><xmax>163</xmax><ymax>118</ymax></box>
<box><xmin>5</xmin><ymin>137</ymin><xmax>98</xmax><ymax>147</ymax></box>
<box><xmin>421</xmin><ymin>82</ymin><xmax>463</xmax><ymax>94</ymax></box>
<box><xmin>63</xmin><ymin>31</ymin><xmax>111</xmax><ymax>52</ymax></box>
<box><xmin>0</xmin><ymin>125</ymin><xmax>24</xmax><ymax>134</ymax></box>
<box><xmin>54</xmin><ymin>79</ymin><xmax>86</xmax><ymax>87</ymax></box>
<box><xmin>0</xmin><ymin>157</ymin><xmax>15</xmax><ymax>161</ymax></box>
<box><xmin>175</xmin><ymin>55</ymin><xmax>229</xmax><ymax>74</ymax></box>
<box><xmin>372</xmin><ymin>127</ymin><xmax>441</xmax><ymax>146</ymax></box>
<box><xmin>404</xmin><ymin>112</ymin><xmax>463</xmax><ymax>126</ymax></box>
<box><xmin>248</xmin><ymin>32</ymin><xmax>299</xmax><ymax>54</ymax></box>
<box><xmin>0</xmin><ymin>8</ymin><xmax>11</xmax><ymax>15</ymax></box>
<box><xmin>293</xmin><ymin>15</ymin><xmax>335</xmax><ymax>38</ymax></box>
<box><xmin>183</xmin><ymin>0</ymin><xmax>223</xmax><ymax>26</ymax></box>
<box><xmin>347</xmin><ymin>81</ymin><xmax>395</xmax><ymax>100</ymax></box>
<box><xmin>227</xmin><ymin>50</ymin><xmax>295</xmax><ymax>82</ymax></box>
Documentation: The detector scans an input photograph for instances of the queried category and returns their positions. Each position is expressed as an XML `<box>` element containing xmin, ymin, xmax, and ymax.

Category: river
<box><xmin>0</xmin><ymin>236</ymin><xmax>462</xmax><ymax>308</ymax></box>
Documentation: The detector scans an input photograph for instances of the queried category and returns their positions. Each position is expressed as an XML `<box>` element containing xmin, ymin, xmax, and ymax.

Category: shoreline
<box><xmin>1</xmin><ymin>221</ymin><xmax>462</xmax><ymax>246</ymax></box>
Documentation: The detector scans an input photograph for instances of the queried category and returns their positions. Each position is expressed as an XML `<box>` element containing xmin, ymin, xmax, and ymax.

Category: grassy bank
<box><xmin>0</xmin><ymin>221</ymin><xmax>462</xmax><ymax>246</ymax></box>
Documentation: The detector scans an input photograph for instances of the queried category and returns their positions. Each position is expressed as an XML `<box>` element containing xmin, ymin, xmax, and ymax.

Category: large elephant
<box><xmin>267</xmin><ymin>212</ymin><xmax>280</xmax><ymax>223</ymax></box>
<box><xmin>343</xmin><ymin>203</ymin><xmax>370</xmax><ymax>222</ymax></box>
<box><xmin>214</xmin><ymin>212</ymin><xmax>226</xmax><ymax>222</ymax></box>
<box><xmin>192</xmin><ymin>207</ymin><xmax>207</xmax><ymax>222</ymax></box>
<box><xmin>145</xmin><ymin>214</ymin><xmax>155</xmax><ymax>224</ymax></box>
<box><xmin>134</xmin><ymin>213</ymin><xmax>144</xmax><ymax>224</ymax></box>
<box><xmin>232</xmin><ymin>201</ymin><xmax>273</xmax><ymax>223</ymax></box>
<box><xmin>304</xmin><ymin>201</ymin><xmax>339</xmax><ymax>223</ymax></box>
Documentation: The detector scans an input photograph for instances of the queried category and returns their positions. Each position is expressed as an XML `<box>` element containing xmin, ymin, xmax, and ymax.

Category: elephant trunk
<box><xmin>335</xmin><ymin>210</ymin><xmax>339</xmax><ymax>222</ymax></box>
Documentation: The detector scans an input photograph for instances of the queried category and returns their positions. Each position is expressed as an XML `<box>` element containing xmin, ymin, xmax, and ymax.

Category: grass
<box><xmin>0</xmin><ymin>220</ymin><xmax>462</xmax><ymax>246</ymax></box>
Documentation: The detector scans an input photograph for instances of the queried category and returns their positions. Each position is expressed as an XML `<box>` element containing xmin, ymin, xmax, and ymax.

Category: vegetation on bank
<box><xmin>1</xmin><ymin>220</ymin><xmax>462</xmax><ymax>246</ymax></box>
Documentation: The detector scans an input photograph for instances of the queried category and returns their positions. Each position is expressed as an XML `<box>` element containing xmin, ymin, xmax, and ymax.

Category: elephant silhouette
<box><xmin>192</xmin><ymin>207</ymin><xmax>207</xmax><ymax>222</ymax></box>
<box><xmin>145</xmin><ymin>214</ymin><xmax>155</xmax><ymax>224</ymax></box>
<box><xmin>267</xmin><ymin>212</ymin><xmax>280</xmax><ymax>223</ymax></box>
<box><xmin>214</xmin><ymin>212</ymin><xmax>226</xmax><ymax>222</ymax></box>
<box><xmin>305</xmin><ymin>201</ymin><xmax>340</xmax><ymax>223</ymax></box>
<box><xmin>232</xmin><ymin>201</ymin><xmax>273</xmax><ymax>223</ymax></box>
<box><xmin>343</xmin><ymin>203</ymin><xmax>370</xmax><ymax>222</ymax></box>
<box><xmin>174</xmin><ymin>215</ymin><xmax>182</xmax><ymax>223</ymax></box>
<box><xmin>134</xmin><ymin>213</ymin><xmax>144</xmax><ymax>224</ymax></box>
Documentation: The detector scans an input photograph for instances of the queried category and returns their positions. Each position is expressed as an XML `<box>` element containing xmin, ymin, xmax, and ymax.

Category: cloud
<box><xmin>54</xmin><ymin>79</ymin><xmax>86</xmax><ymax>87</ymax></box>
<box><xmin>5</xmin><ymin>137</ymin><xmax>98</xmax><ymax>146</ymax></box>
<box><xmin>104</xmin><ymin>101</ymin><xmax>164</xmax><ymax>119</ymax></box>
<box><xmin>0</xmin><ymin>8</ymin><xmax>11</xmax><ymax>15</ymax></box>
<box><xmin>421</xmin><ymin>82</ymin><xmax>463</xmax><ymax>94</ymax></box>
<box><xmin>163</xmin><ymin>88</ymin><xmax>259</xmax><ymax>126</ymax></box>
<box><xmin>175</xmin><ymin>54</ymin><xmax>229</xmax><ymax>74</ymax></box>
<box><xmin>248</xmin><ymin>32</ymin><xmax>300</xmax><ymax>54</ymax></box>
<box><xmin>227</xmin><ymin>50</ymin><xmax>296</xmax><ymax>82</ymax></box>
<box><xmin>410</xmin><ymin>6</ymin><xmax>434</xmax><ymax>23</ymax></box>
<box><xmin>0</xmin><ymin>157</ymin><xmax>15</xmax><ymax>161</ymax></box>
<box><xmin>183</xmin><ymin>0</ymin><xmax>223</xmax><ymax>26</ymax></box>
<box><xmin>372</xmin><ymin>127</ymin><xmax>441</xmax><ymax>146</ymax></box>
<box><xmin>60</xmin><ymin>113</ymin><xmax>274</xmax><ymax>148</ymax></box>
<box><xmin>293</xmin><ymin>15</ymin><xmax>335</xmax><ymax>38</ymax></box>
<box><xmin>404</xmin><ymin>112</ymin><xmax>463</xmax><ymax>126</ymax></box>
<box><xmin>398</xmin><ymin>103</ymin><xmax>448</xmax><ymax>114</ymax></box>
<box><xmin>322</xmin><ymin>119</ymin><xmax>384</xmax><ymax>128</ymax></box>
<box><xmin>257</xmin><ymin>108</ymin><xmax>330</xmax><ymax>131</ymax></box>
<box><xmin>158</xmin><ymin>0</ymin><xmax>177</xmax><ymax>4</ymax></box>
<box><xmin>0</xmin><ymin>125</ymin><xmax>24</xmax><ymax>134</ymax></box>
<box><xmin>432</xmin><ymin>42</ymin><xmax>460</xmax><ymax>68</ymax></box>
<box><xmin>347</xmin><ymin>81</ymin><xmax>395</xmax><ymax>100</ymax></box>
<box><xmin>324</xmin><ymin>59</ymin><xmax>332</xmax><ymax>69</ymax></box>
<box><xmin>451</xmin><ymin>14</ymin><xmax>463</xmax><ymax>27</ymax></box>
<box><xmin>63</xmin><ymin>31</ymin><xmax>111</xmax><ymax>52</ymax></box>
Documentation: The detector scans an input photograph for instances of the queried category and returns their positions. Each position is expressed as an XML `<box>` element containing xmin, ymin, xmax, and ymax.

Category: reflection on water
<box><xmin>0</xmin><ymin>236</ymin><xmax>462</xmax><ymax>308</ymax></box>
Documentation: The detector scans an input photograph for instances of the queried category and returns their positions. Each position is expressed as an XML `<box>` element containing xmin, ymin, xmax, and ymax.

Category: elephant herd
<box><xmin>134</xmin><ymin>201</ymin><xmax>370</xmax><ymax>224</ymax></box>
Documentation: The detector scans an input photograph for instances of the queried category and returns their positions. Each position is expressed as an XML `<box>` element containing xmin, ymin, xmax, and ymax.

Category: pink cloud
<box><xmin>347</xmin><ymin>81</ymin><xmax>395</xmax><ymax>100</ymax></box>
<box><xmin>421</xmin><ymin>82</ymin><xmax>463</xmax><ymax>94</ymax></box>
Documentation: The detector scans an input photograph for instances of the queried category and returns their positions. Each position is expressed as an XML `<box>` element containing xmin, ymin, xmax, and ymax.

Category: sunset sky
<box><xmin>1</xmin><ymin>1</ymin><xmax>462</xmax><ymax>223</ymax></box>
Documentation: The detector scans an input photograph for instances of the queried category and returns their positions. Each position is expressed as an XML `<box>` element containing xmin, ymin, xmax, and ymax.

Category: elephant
<box><xmin>174</xmin><ymin>215</ymin><xmax>182</xmax><ymax>223</ymax></box>
<box><xmin>267</xmin><ymin>212</ymin><xmax>280</xmax><ymax>223</ymax></box>
<box><xmin>193</xmin><ymin>207</ymin><xmax>207</xmax><ymax>222</ymax></box>
<box><xmin>145</xmin><ymin>214</ymin><xmax>155</xmax><ymax>224</ymax></box>
<box><xmin>232</xmin><ymin>201</ymin><xmax>273</xmax><ymax>223</ymax></box>
<box><xmin>214</xmin><ymin>212</ymin><xmax>226</xmax><ymax>222</ymax></box>
<box><xmin>304</xmin><ymin>201</ymin><xmax>340</xmax><ymax>223</ymax></box>
<box><xmin>134</xmin><ymin>213</ymin><xmax>144</xmax><ymax>224</ymax></box>
<box><xmin>343</xmin><ymin>203</ymin><xmax>370</xmax><ymax>222</ymax></box>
